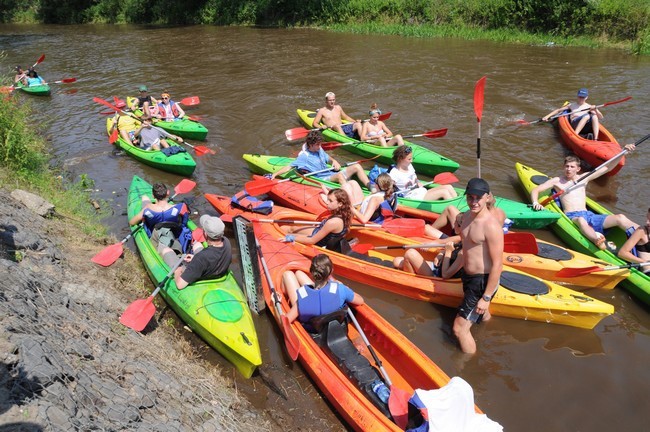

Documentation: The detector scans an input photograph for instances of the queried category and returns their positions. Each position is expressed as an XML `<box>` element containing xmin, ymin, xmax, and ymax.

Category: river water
<box><xmin>2</xmin><ymin>24</ymin><xmax>649</xmax><ymax>431</ymax></box>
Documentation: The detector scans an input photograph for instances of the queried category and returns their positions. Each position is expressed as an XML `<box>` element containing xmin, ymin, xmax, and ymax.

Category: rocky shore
<box><xmin>0</xmin><ymin>189</ymin><xmax>285</xmax><ymax>431</ymax></box>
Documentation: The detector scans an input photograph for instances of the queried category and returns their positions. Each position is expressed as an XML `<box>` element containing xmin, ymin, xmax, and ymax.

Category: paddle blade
<box><xmin>351</xmin><ymin>243</ymin><xmax>374</xmax><ymax>254</ymax></box>
<box><xmin>34</xmin><ymin>54</ymin><xmax>45</xmax><ymax>66</ymax></box>
<box><xmin>245</xmin><ymin>178</ymin><xmax>277</xmax><ymax>196</ymax></box>
<box><xmin>119</xmin><ymin>296</ymin><xmax>156</xmax><ymax>331</ymax></box>
<box><xmin>193</xmin><ymin>145</ymin><xmax>216</xmax><ymax>156</ymax></box>
<box><xmin>0</xmin><ymin>86</ymin><xmax>14</xmax><ymax>94</ymax></box>
<box><xmin>281</xmin><ymin>315</ymin><xmax>301</xmax><ymax>361</ymax></box>
<box><xmin>555</xmin><ymin>266</ymin><xmax>602</xmax><ymax>278</ymax></box>
<box><xmin>321</xmin><ymin>141</ymin><xmax>346</xmax><ymax>151</ymax></box>
<box><xmin>55</xmin><ymin>77</ymin><xmax>76</xmax><ymax>84</ymax></box>
<box><xmin>174</xmin><ymin>179</ymin><xmax>197</xmax><ymax>196</ymax></box>
<box><xmin>504</xmin><ymin>232</ymin><xmax>539</xmax><ymax>254</ymax></box>
<box><xmin>91</xmin><ymin>243</ymin><xmax>124</xmax><ymax>266</ymax></box>
<box><xmin>109</xmin><ymin>127</ymin><xmax>119</xmax><ymax>144</ymax></box>
<box><xmin>187</xmin><ymin>115</ymin><xmax>204</xmax><ymax>121</ymax></box>
<box><xmin>285</xmin><ymin>127</ymin><xmax>311</xmax><ymax>141</ymax></box>
<box><xmin>192</xmin><ymin>227</ymin><xmax>206</xmax><ymax>243</ymax></box>
<box><xmin>432</xmin><ymin>172</ymin><xmax>459</xmax><ymax>185</ymax></box>
<box><xmin>180</xmin><ymin>96</ymin><xmax>200</xmax><ymax>106</ymax></box>
<box><xmin>474</xmin><ymin>76</ymin><xmax>487</xmax><ymax>121</ymax></box>
<box><xmin>421</xmin><ymin>128</ymin><xmax>448</xmax><ymax>139</ymax></box>
<box><xmin>389</xmin><ymin>385</ymin><xmax>412</xmax><ymax>430</ymax></box>
<box><xmin>382</xmin><ymin>218</ymin><xmax>425</xmax><ymax>237</ymax></box>
<box><xmin>378</xmin><ymin>112</ymin><xmax>392</xmax><ymax>121</ymax></box>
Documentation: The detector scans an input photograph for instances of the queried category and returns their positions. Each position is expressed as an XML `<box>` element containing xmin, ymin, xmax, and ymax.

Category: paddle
<box><xmin>91</xmin><ymin>179</ymin><xmax>197</xmax><ymax>266</ymax></box>
<box><xmin>320</xmin><ymin>128</ymin><xmax>448</xmax><ymax>151</ymax></box>
<box><xmin>244</xmin><ymin>155</ymin><xmax>380</xmax><ymax>196</ymax></box>
<box><xmin>474</xmin><ymin>76</ymin><xmax>487</xmax><ymax>178</ymax></box>
<box><xmin>255</xmin><ymin>237</ymin><xmax>301</xmax><ymax>360</ymax></box>
<box><xmin>285</xmin><ymin>112</ymin><xmax>392</xmax><ymax>141</ymax></box>
<box><xmin>248</xmin><ymin>217</ymin><xmax>425</xmax><ymax>237</ymax></box>
<box><xmin>517</xmin><ymin>96</ymin><xmax>633</xmax><ymax>126</ymax></box>
<box><xmin>539</xmin><ymin>133</ymin><xmax>650</xmax><ymax>206</ymax></box>
<box><xmin>93</xmin><ymin>97</ymin><xmax>216</xmax><ymax>156</ymax></box>
<box><xmin>119</xmin><ymin>255</ymin><xmax>186</xmax><ymax>331</ymax></box>
<box><xmin>178</xmin><ymin>96</ymin><xmax>200</xmax><ymax>106</ymax></box>
<box><xmin>555</xmin><ymin>261</ymin><xmax>649</xmax><ymax>278</ymax></box>
<box><xmin>51</xmin><ymin>77</ymin><xmax>76</xmax><ymax>84</ymax></box>
<box><xmin>1</xmin><ymin>54</ymin><xmax>46</xmax><ymax>93</ymax></box>
<box><xmin>345</xmin><ymin>307</ymin><xmax>411</xmax><ymax>425</ymax></box>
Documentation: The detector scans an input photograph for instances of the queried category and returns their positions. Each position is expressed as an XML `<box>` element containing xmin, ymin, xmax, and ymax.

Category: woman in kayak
<box><xmin>390</xmin><ymin>145</ymin><xmax>457</xmax><ymax>201</ymax></box>
<box><xmin>26</xmin><ymin>69</ymin><xmax>46</xmax><ymax>87</ymax></box>
<box><xmin>282</xmin><ymin>188</ymin><xmax>352</xmax><ymax>252</ymax></box>
<box><xmin>359</xmin><ymin>103</ymin><xmax>403</xmax><ymax>147</ymax></box>
<box><xmin>618</xmin><ymin>207</ymin><xmax>650</xmax><ymax>273</ymax></box>
<box><xmin>353</xmin><ymin>173</ymin><xmax>397</xmax><ymax>224</ymax></box>
<box><xmin>283</xmin><ymin>254</ymin><xmax>364</xmax><ymax>327</ymax></box>
<box><xmin>157</xmin><ymin>91</ymin><xmax>186</xmax><ymax>122</ymax></box>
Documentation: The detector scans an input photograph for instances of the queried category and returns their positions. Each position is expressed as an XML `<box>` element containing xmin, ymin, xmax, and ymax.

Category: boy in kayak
<box><xmin>14</xmin><ymin>66</ymin><xmax>26</xmax><ymax>84</ymax></box>
<box><xmin>172</xmin><ymin>215</ymin><xmax>232</xmax><ymax>290</ymax></box>
<box><xmin>282</xmin><ymin>254</ymin><xmax>364</xmax><ymax>327</ymax></box>
<box><xmin>134</xmin><ymin>116</ymin><xmax>181</xmax><ymax>151</ymax></box>
<box><xmin>530</xmin><ymin>150</ymin><xmax>638</xmax><ymax>250</ymax></box>
<box><xmin>542</xmin><ymin>88</ymin><xmax>602</xmax><ymax>140</ymax></box>
<box><xmin>136</xmin><ymin>85</ymin><xmax>157</xmax><ymax>118</ymax></box>
<box><xmin>312</xmin><ymin>91</ymin><xmax>362</xmax><ymax>138</ymax></box>
<box><xmin>269</xmin><ymin>130</ymin><xmax>377</xmax><ymax>193</ymax></box>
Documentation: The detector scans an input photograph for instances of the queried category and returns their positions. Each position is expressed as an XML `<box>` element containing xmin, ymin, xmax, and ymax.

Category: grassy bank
<box><xmin>2</xmin><ymin>0</ymin><xmax>649</xmax><ymax>55</ymax></box>
<box><xmin>0</xmin><ymin>90</ymin><xmax>107</xmax><ymax>236</ymax></box>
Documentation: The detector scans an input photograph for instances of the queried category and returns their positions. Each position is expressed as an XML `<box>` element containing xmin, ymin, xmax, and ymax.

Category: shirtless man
<box><xmin>453</xmin><ymin>178</ymin><xmax>503</xmax><ymax>354</ymax></box>
<box><xmin>312</xmin><ymin>92</ymin><xmax>362</xmax><ymax>138</ymax></box>
<box><xmin>531</xmin><ymin>148</ymin><xmax>637</xmax><ymax>250</ymax></box>
<box><xmin>543</xmin><ymin>88</ymin><xmax>603</xmax><ymax>140</ymax></box>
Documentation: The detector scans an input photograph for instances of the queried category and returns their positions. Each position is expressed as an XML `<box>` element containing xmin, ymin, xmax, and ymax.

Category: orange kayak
<box><xmin>557</xmin><ymin>115</ymin><xmax>624</xmax><ymax>176</ymax></box>
<box><xmin>206</xmin><ymin>194</ymin><xmax>614</xmax><ymax>329</ymax></box>
<box><xmin>241</xmin><ymin>226</ymin><xmax>471</xmax><ymax>431</ymax></box>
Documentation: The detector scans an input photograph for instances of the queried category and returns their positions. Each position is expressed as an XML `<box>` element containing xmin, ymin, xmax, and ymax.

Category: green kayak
<box><xmin>127</xmin><ymin>97</ymin><xmax>208</xmax><ymax>140</ymax></box>
<box><xmin>242</xmin><ymin>153</ymin><xmax>560</xmax><ymax>229</ymax></box>
<box><xmin>297</xmin><ymin>109</ymin><xmax>459</xmax><ymax>177</ymax></box>
<box><xmin>516</xmin><ymin>162</ymin><xmax>650</xmax><ymax>304</ymax></box>
<box><xmin>15</xmin><ymin>82</ymin><xmax>51</xmax><ymax>96</ymax></box>
<box><xmin>106</xmin><ymin>117</ymin><xmax>196</xmax><ymax>176</ymax></box>
<box><xmin>127</xmin><ymin>176</ymin><xmax>262</xmax><ymax>378</ymax></box>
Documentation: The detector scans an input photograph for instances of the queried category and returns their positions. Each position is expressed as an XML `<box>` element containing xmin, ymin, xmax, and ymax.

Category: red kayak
<box><xmin>557</xmin><ymin>115</ymin><xmax>624</xmax><ymax>176</ymax></box>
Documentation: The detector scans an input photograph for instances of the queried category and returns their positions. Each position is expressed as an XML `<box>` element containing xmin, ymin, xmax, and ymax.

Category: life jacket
<box><xmin>230</xmin><ymin>191</ymin><xmax>274</xmax><ymax>215</ymax></box>
<box><xmin>157</xmin><ymin>100</ymin><xmax>181</xmax><ymax>120</ymax></box>
<box><xmin>296</xmin><ymin>282</ymin><xmax>345</xmax><ymax>329</ymax></box>
<box><xmin>312</xmin><ymin>218</ymin><xmax>348</xmax><ymax>251</ymax></box>
<box><xmin>142</xmin><ymin>203</ymin><xmax>192</xmax><ymax>253</ymax></box>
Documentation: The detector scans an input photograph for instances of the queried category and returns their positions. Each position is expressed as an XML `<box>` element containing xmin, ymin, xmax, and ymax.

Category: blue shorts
<box><xmin>565</xmin><ymin>210</ymin><xmax>607</xmax><ymax>234</ymax></box>
<box><xmin>341</xmin><ymin>123</ymin><xmax>357</xmax><ymax>138</ymax></box>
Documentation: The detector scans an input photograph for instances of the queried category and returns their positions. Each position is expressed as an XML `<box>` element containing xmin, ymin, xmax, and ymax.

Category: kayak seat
<box><xmin>310</xmin><ymin>308</ymin><xmax>391</xmax><ymax>416</ymax></box>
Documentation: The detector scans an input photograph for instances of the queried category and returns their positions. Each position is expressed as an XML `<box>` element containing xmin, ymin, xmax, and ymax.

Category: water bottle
<box><xmin>371</xmin><ymin>380</ymin><xmax>391</xmax><ymax>404</ymax></box>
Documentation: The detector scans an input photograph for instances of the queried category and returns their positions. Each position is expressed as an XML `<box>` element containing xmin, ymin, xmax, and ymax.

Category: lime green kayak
<box><xmin>127</xmin><ymin>176</ymin><xmax>262</xmax><ymax>378</ymax></box>
<box><xmin>516</xmin><ymin>162</ymin><xmax>650</xmax><ymax>303</ymax></box>
<box><xmin>127</xmin><ymin>96</ymin><xmax>208</xmax><ymax>140</ymax></box>
<box><xmin>106</xmin><ymin>117</ymin><xmax>196</xmax><ymax>176</ymax></box>
<box><xmin>15</xmin><ymin>82</ymin><xmax>50</xmax><ymax>96</ymax></box>
<box><xmin>297</xmin><ymin>109</ymin><xmax>459</xmax><ymax>176</ymax></box>
<box><xmin>243</xmin><ymin>153</ymin><xmax>560</xmax><ymax>229</ymax></box>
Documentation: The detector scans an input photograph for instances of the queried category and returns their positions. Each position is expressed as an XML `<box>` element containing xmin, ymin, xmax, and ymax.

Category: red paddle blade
<box><xmin>245</xmin><ymin>178</ymin><xmax>277</xmax><ymax>196</ymax></box>
<box><xmin>174</xmin><ymin>179</ymin><xmax>196</xmax><ymax>196</ymax></box>
<box><xmin>57</xmin><ymin>77</ymin><xmax>76</xmax><ymax>84</ymax></box>
<box><xmin>187</xmin><ymin>115</ymin><xmax>204</xmax><ymax>121</ymax></box>
<box><xmin>0</xmin><ymin>86</ymin><xmax>14</xmax><ymax>94</ymax></box>
<box><xmin>555</xmin><ymin>266</ymin><xmax>602</xmax><ymax>278</ymax></box>
<box><xmin>119</xmin><ymin>296</ymin><xmax>156</xmax><ymax>331</ymax></box>
<box><xmin>432</xmin><ymin>172</ymin><xmax>459</xmax><ymax>185</ymax></box>
<box><xmin>382</xmin><ymin>218</ymin><xmax>425</xmax><ymax>236</ymax></box>
<box><xmin>281</xmin><ymin>315</ymin><xmax>300</xmax><ymax>361</ymax></box>
<box><xmin>321</xmin><ymin>141</ymin><xmax>348</xmax><ymax>151</ymax></box>
<box><xmin>91</xmin><ymin>243</ymin><xmax>124</xmax><ymax>266</ymax></box>
<box><xmin>194</xmin><ymin>145</ymin><xmax>216</xmax><ymax>156</ymax></box>
<box><xmin>285</xmin><ymin>127</ymin><xmax>311</xmax><ymax>141</ymax></box>
<box><xmin>192</xmin><ymin>227</ymin><xmax>206</xmax><ymax>243</ymax></box>
<box><xmin>389</xmin><ymin>385</ymin><xmax>412</xmax><ymax>430</ymax></box>
<box><xmin>109</xmin><ymin>127</ymin><xmax>119</xmax><ymax>144</ymax></box>
<box><xmin>180</xmin><ymin>96</ymin><xmax>200</xmax><ymax>106</ymax></box>
<box><xmin>474</xmin><ymin>76</ymin><xmax>487</xmax><ymax>121</ymax></box>
<box><xmin>378</xmin><ymin>112</ymin><xmax>392</xmax><ymax>121</ymax></box>
<box><xmin>421</xmin><ymin>128</ymin><xmax>448</xmax><ymax>138</ymax></box>
<box><xmin>351</xmin><ymin>243</ymin><xmax>374</xmax><ymax>254</ymax></box>
<box><xmin>35</xmin><ymin>54</ymin><xmax>45</xmax><ymax>66</ymax></box>
<box><xmin>504</xmin><ymin>232</ymin><xmax>539</xmax><ymax>254</ymax></box>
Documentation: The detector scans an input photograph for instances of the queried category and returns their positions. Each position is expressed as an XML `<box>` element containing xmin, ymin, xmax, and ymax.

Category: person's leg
<box><xmin>387</xmin><ymin>134</ymin><xmax>404</xmax><ymax>146</ymax></box>
<box><xmin>344</xmin><ymin>164</ymin><xmax>371</xmax><ymax>187</ymax></box>
<box><xmin>573</xmin><ymin>116</ymin><xmax>589</xmax><ymax>136</ymax></box>
<box><xmin>453</xmin><ymin>316</ymin><xmax>476</xmax><ymax>354</ymax></box>
<box><xmin>423</xmin><ymin>185</ymin><xmax>457</xmax><ymax>201</ymax></box>
<box><xmin>424</xmin><ymin>224</ymin><xmax>445</xmax><ymax>238</ymax></box>
<box><xmin>590</xmin><ymin>114</ymin><xmax>600</xmax><ymax>140</ymax></box>
<box><xmin>282</xmin><ymin>270</ymin><xmax>312</xmax><ymax>305</ymax></box>
<box><xmin>603</xmin><ymin>214</ymin><xmax>639</xmax><ymax>232</ymax></box>
<box><xmin>572</xmin><ymin>216</ymin><xmax>605</xmax><ymax>249</ymax></box>
<box><xmin>160</xmin><ymin>138</ymin><xmax>170</xmax><ymax>148</ymax></box>
<box><xmin>401</xmin><ymin>249</ymin><xmax>435</xmax><ymax>276</ymax></box>
<box><xmin>430</xmin><ymin>205</ymin><xmax>460</xmax><ymax>231</ymax></box>
<box><xmin>339</xmin><ymin>180</ymin><xmax>364</xmax><ymax>206</ymax></box>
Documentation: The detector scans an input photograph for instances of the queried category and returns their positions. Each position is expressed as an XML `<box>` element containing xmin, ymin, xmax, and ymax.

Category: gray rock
<box><xmin>10</xmin><ymin>189</ymin><xmax>55</xmax><ymax>218</ymax></box>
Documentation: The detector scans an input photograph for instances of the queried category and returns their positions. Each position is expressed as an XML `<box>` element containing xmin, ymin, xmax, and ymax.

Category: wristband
<box><xmin>284</xmin><ymin>234</ymin><xmax>295</xmax><ymax>243</ymax></box>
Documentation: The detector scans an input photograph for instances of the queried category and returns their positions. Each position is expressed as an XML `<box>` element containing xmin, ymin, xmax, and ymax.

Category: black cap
<box><xmin>464</xmin><ymin>177</ymin><xmax>490</xmax><ymax>196</ymax></box>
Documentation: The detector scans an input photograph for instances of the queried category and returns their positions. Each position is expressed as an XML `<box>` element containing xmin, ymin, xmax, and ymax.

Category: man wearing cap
<box><xmin>542</xmin><ymin>88</ymin><xmax>603</xmax><ymax>140</ymax></box>
<box><xmin>137</xmin><ymin>85</ymin><xmax>158</xmax><ymax>118</ymax></box>
<box><xmin>172</xmin><ymin>215</ymin><xmax>232</xmax><ymax>290</ymax></box>
<box><xmin>453</xmin><ymin>178</ymin><xmax>503</xmax><ymax>354</ymax></box>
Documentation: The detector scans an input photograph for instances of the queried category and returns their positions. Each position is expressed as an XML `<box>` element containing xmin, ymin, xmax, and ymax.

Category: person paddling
<box><xmin>312</xmin><ymin>92</ymin><xmax>362</xmax><ymax>138</ymax></box>
<box><xmin>543</xmin><ymin>88</ymin><xmax>602</xmax><ymax>140</ymax></box>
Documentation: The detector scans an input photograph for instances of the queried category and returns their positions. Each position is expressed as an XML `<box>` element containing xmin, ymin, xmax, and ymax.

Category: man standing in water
<box><xmin>312</xmin><ymin>92</ymin><xmax>362</xmax><ymax>138</ymax></box>
<box><xmin>453</xmin><ymin>178</ymin><xmax>503</xmax><ymax>354</ymax></box>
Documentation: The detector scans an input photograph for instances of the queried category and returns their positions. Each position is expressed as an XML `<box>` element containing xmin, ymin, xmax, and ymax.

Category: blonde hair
<box><xmin>325</xmin><ymin>92</ymin><xmax>335</xmax><ymax>99</ymax></box>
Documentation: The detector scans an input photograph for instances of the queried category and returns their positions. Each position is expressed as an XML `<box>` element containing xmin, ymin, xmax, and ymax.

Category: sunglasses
<box><xmin>162</xmin><ymin>97</ymin><xmax>169</xmax><ymax>100</ymax></box>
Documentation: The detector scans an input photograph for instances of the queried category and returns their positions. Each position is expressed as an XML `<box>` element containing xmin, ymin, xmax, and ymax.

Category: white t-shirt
<box><xmin>389</xmin><ymin>165</ymin><xmax>427</xmax><ymax>200</ymax></box>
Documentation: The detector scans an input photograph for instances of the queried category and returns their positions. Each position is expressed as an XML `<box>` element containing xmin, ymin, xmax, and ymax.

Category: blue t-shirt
<box><xmin>291</xmin><ymin>148</ymin><xmax>333</xmax><ymax>179</ymax></box>
<box><xmin>296</xmin><ymin>281</ymin><xmax>355</xmax><ymax>325</ymax></box>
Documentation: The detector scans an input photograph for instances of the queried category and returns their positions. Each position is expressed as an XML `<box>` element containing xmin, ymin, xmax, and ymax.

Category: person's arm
<box><xmin>328</xmin><ymin>154</ymin><xmax>341</xmax><ymax>171</ymax></box>
<box><xmin>312</xmin><ymin>109</ymin><xmax>324</xmax><ymax>128</ymax></box>
<box><xmin>354</xmin><ymin>196</ymin><xmax>381</xmax><ymax>223</ymax></box>
<box><xmin>618</xmin><ymin>229</ymin><xmax>646</xmax><ymax>264</ymax></box>
<box><xmin>542</xmin><ymin>106</ymin><xmax>569</xmax><ymax>121</ymax></box>
<box><xmin>441</xmin><ymin>245</ymin><xmax>464</xmax><ymax>279</ymax></box>
<box><xmin>174</xmin><ymin>267</ymin><xmax>189</xmax><ymax>290</ymax></box>
<box><xmin>339</xmin><ymin>107</ymin><xmax>357</xmax><ymax>123</ymax></box>
<box><xmin>483</xmin><ymin>222</ymin><xmax>504</xmax><ymax>300</ymax></box>
<box><xmin>286</xmin><ymin>303</ymin><xmax>299</xmax><ymax>323</ymax></box>
<box><xmin>582</xmin><ymin>144</ymin><xmax>634</xmax><ymax>180</ymax></box>
<box><xmin>530</xmin><ymin>177</ymin><xmax>559</xmax><ymax>210</ymax></box>
<box><xmin>175</xmin><ymin>103</ymin><xmax>185</xmax><ymax>118</ymax></box>
<box><xmin>129</xmin><ymin>196</ymin><xmax>151</xmax><ymax>225</ymax></box>
<box><xmin>270</xmin><ymin>164</ymin><xmax>294</xmax><ymax>180</ymax></box>
<box><xmin>379</xmin><ymin>121</ymin><xmax>393</xmax><ymax>138</ymax></box>
<box><xmin>290</xmin><ymin>218</ymin><xmax>342</xmax><ymax>245</ymax></box>
<box><xmin>359</xmin><ymin>122</ymin><xmax>373</xmax><ymax>142</ymax></box>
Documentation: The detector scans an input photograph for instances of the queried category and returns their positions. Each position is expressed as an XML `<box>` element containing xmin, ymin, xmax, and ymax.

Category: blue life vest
<box><xmin>142</xmin><ymin>203</ymin><xmax>192</xmax><ymax>253</ymax></box>
<box><xmin>296</xmin><ymin>282</ymin><xmax>345</xmax><ymax>327</ymax></box>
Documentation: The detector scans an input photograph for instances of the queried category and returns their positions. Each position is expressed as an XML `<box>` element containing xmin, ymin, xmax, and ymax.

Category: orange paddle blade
<box><xmin>389</xmin><ymin>385</ymin><xmax>412</xmax><ymax>430</ymax></box>
<box><xmin>119</xmin><ymin>296</ymin><xmax>156</xmax><ymax>331</ymax></box>
<box><xmin>91</xmin><ymin>242</ymin><xmax>124</xmax><ymax>266</ymax></box>
<box><xmin>173</xmin><ymin>179</ymin><xmax>196</xmax><ymax>196</ymax></box>
<box><xmin>180</xmin><ymin>96</ymin><xmax>200</xmax><ymax>106</ymax></box>
<box><xmin>381</xmin><ymin>218</ymin><xmax>425</xmax><ymax>236</ymax></box>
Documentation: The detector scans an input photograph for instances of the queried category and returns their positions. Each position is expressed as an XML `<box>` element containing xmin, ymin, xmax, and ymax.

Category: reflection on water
<box><xmin>2</xmin><ymin>23</ymin><xmax>650</xmax><ymax>431</ymax></box>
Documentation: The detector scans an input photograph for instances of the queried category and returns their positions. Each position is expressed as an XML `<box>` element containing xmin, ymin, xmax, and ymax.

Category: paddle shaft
<box><xmin>346</xmin><ymin>308</ymin><xmax>392</xmax><ymax>387</ymax></box>
<box><xmin>151</xmin><ymin>255</ymin><xmax>186</xmax><ymax>297</ymax></box>
<box><xmin>552</xmin><ymin>96</ymin><xmax>632</xmax><ymax>120</ymax></box>
<box><xmin>539</xmin><ymin>133</ymin><xmax>650</xmax><ymax>206</ymax></box>
<box><xmin>321</xmin><ymin>129</ymin><xmax>447</xmax><ymax>150</ymax></box>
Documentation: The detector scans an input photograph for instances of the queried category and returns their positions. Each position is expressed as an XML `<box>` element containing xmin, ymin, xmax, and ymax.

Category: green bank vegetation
<box><xmin>0</xmin><ymin>90</ymin><xmax>107</xmax><ymax>236</ymax></box>
<box><xmin>1</xmin><ymin>0</ymin><xmax>649</xmax><ymax>53</ymax></box>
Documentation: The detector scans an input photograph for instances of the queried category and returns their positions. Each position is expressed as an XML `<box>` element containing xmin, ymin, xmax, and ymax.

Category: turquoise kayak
<box><xmin>297</xmin><ymin>109</ymin><xmax>459</xmax><ymax>176</ymax></box>
<box><xmin>516</xmin><ymin>162</ymin><xmax>650</xmax><ymax>304</ymax></box>
<box><xmin>242</xmin><ymin>153</ymin><xmax>560</xmax><ymax>230</ymax></box>
<box><xmin>127</xmin><ymin>175</ymin><xmax>262</xmax><ymax>377</ymax></box>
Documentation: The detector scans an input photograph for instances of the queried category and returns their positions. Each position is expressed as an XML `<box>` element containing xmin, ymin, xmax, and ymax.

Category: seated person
<box><xmin>136</xmin><ymin>85</ymin><xmax>158</xmax><ymax>117</ymax></box>
<box><xmin>390</xmin><ymin>145</ymin><xmax>457</xmax><ymax>201</ymax></box>
<box><xmin>26</xmin><ymin>69</ymin><xmax>46</xmax><ymax>87</ymax></box>
<box><xmin>283</xmin><ymin>254</ymin><xmax>364</xmax><ymax>326</ymax></box>
<box><xmin>129</xmin><ymin>182</ymin><xmax>189</xmax><ymax>254</ymax></box>
<box><xmin>134</xmin><ymin>116</ymin><xmax>181</xmax><ymax>151</ymax></box>
<box><xmin>618</xmin><ymin>207</ymin><xmax>650</xmax><ymax>273</ymax></box>
<box><xmin>170</xmin><ymin>215</ymin><xmax>232</xmax><ymax>290</ymax></box>
<box><xmin>14</xmin><ymin>65</ymin><xmax>26</xmax><ymax>84</ymax></box>
<box><xmin>543</xmin><ymin>88</ymin><xmax>602</xmax><ymax>140</ymax></box>
<box><xmin>353</xmin><ymin>173</ymin><xmax>397</xmax><ymax>224</ymax></box>
<box><xmin>110</xmin><ymin>102</ymin><xmax>139</xmax><ymax>145</ymax></box>
<box><xmin>157</xmin><ymin>92</ymin><xmax>185</xmax><ymax>121</ymax></box>
<box><xmin>359</xmin><ymin>103</ymin><xmax>403</xmax><ymax>147</ymax></box>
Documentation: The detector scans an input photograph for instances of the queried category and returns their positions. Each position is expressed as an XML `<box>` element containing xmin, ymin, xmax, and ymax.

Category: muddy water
<box><xmin>2</xmin><ymin>24</ymin><xmax>649</xmax><ymax>431</ymax></box>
